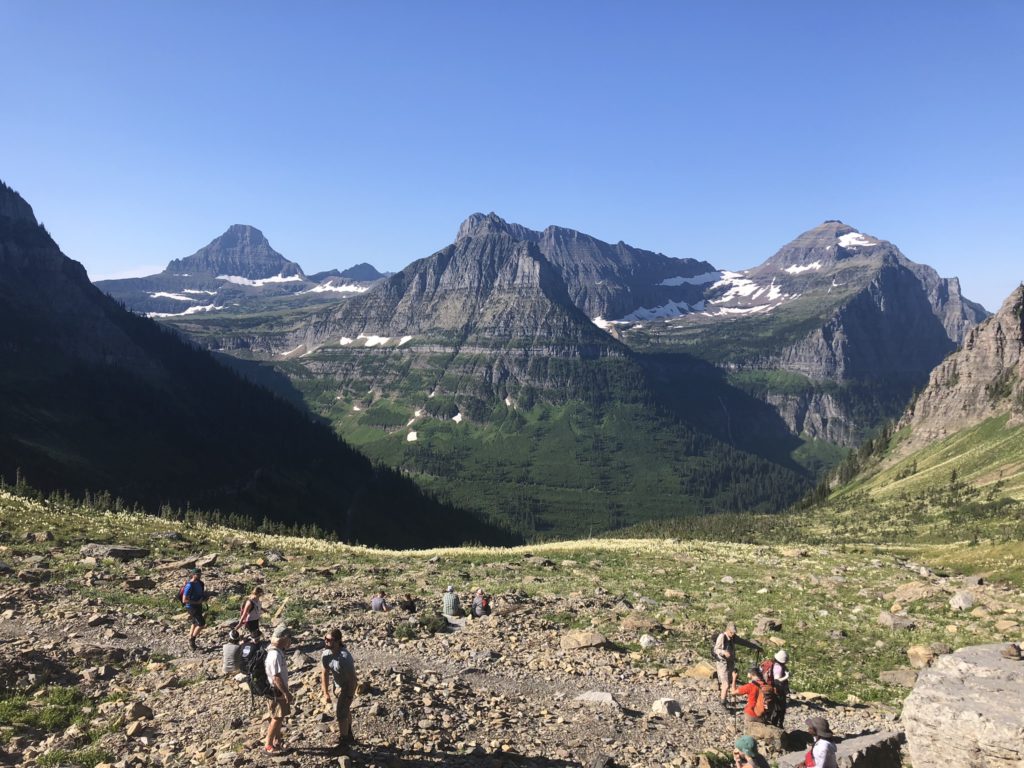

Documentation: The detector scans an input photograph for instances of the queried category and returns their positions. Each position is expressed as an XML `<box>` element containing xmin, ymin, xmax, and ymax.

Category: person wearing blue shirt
<box><xmin>182</xmin><ymin>569</ymin><xmax>207</xmax><ymax>651</ymax></box>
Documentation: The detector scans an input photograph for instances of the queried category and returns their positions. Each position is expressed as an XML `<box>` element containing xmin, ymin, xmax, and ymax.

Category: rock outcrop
<box><xmin>902</xmin><ymin>643</ymin><xmax>1024</xmax><ymax>768</ymax></box>
<box><xmin>776</xmin><ymin>731</ymin><xmax>903</xmax><ymax>768</ymax></box>
<box><xmin>897</xmin><ymin>284</ymin><xmax>1024</xmax><ymax>454</ymax></box>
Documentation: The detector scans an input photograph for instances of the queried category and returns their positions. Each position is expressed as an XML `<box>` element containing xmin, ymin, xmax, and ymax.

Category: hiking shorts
<box><xmin>715</xmin><ymin>659</ymin><xmax>732</xmax><ymax>684</ymax></box>
<box><xmin>185</xmin><ymin>604</ymin><xmax>206</xmax><ymax>628</ymax></box>
<box><xmin>244</xmin><ymin>619</ymin><xmax>261</xmax><ymax>638</ymax></box>
<box><xmin>269</xmin><ymin>696</ymin><xmax>291</xmax><ymax>719</ymax></box>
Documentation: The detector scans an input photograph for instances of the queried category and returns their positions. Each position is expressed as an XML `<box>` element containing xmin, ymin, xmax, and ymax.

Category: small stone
<box><xmin>651</xmin><ymin>698</ymin><xmax>682</xmax><ymax>717</ymax></box>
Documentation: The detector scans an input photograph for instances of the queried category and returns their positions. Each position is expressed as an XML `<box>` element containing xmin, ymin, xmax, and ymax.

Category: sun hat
<box><xmin>775</xmin><ymin>650</ymin><xmax>788</xmax><ymax>663</ymax></box>
<box><xmin>446</xmin><ymin>585</ymin><xmax>454</xmax><ymax>592</ymax></box>
<box><xmin>734</xmin><ymin>735</ymin><xmax>758</xmax><ymax>757</ymax></box>
<box><xmin>806</xmin><ymin>716</ymin><xmax>834</xmax><ymax>738</ymax></box>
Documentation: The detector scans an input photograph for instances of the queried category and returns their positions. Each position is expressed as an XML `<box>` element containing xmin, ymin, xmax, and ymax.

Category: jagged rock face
<box><xmin>309</xmin><ymin>227</ymin><xmax>619</xmax><ymax>353</ymax></box>
<box><xmin>0</xmin><ymin>181</ymin><xmax>37</xmax><ymax>224</ymax></box>
<box><xmin>457</xmin><ymin>213</ymin><xmax>716</xmax><ymax>321</ymax></box>
<box><xmin>769</xmin><ymin>260</ymin><xmax>958</xmax><ymax>382</ymax></box>
<box><xmin>765</xmin><ymin>391</ymin><xmax>858</xmax><ymax>445</ymax></box>
<box><xmin>164</xmin><ymin>224</ymin><xmax>303</xmax><ymax>279</ymax></box>
<box><xmin>898</xmin><ymin>285</ymin><xmax>1024</xmax><ymax>452</ymax></box>
<box><xmin>902</xmin><ymin>644</ymin><xmax>1024</xmax><ymax>768</ymax></box>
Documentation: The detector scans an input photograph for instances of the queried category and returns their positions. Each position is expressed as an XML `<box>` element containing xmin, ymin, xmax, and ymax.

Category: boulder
<box><xmin>885</xmin><ymin>581</ymin><xmax>939</xmax><ymax>603</ymax></box>
<box><xmin>907</xmin><ymin>645</ymin><xmax>936</xmax><ymax>669</ymax></box>
<box><xmin>877</xmin><ymin>611</ymin><xmax>916</xmax><ymax>630</ymax></box>
<box><xmin>650</xmin><ymin>698</ymin><xmax>681</xmax><ymax>717</ymax></box>
<box><xmin>682</xmin><ymin>660</ymin><xmax>718</xmax><ymax>679</ymax></box>
<box><xmin>948</xmin><ymin>591</ymin><xmax>975</xmax><ymax>612</ymax></box>
<box><xmin>639</xmin><ymin>634</ymin><xmax>657</xmax><ymax>650</ymax></box>
<box><xmin>79</xmin><ymin>543</ymin><xmax>149</xmax><ymax>561</ymax></box>
<box><xmin>195</xmin><ymin>553</ymin><xmax>219</xmax><ymax>568</ymax></box>
<box><xmin>560</xmin><ymin>630</ymin><xmax>607</xmax><ymax>651</ymax></box>
<box><xmin>756</xmin><ymin>616</ymin><xmax>783</xmax><ymax>634</ymax></box>
<box><xmin>879</xmin><ymin>668</ymin><xmax>918</xmax><ymax>688</ymax></box>
<box><xmin>573</xmin><ymin>690</ymin><xmax>619</xmax><ymax>708</ymax></box>
<box><xmin>777</xmin><ymin>731</ymin><xmax>903</xmax><ymax>768</ymax></box>
<box><xmin>742</xmin><ymin>721</ymin><xmax>783</xmax><ymax>751</ymax></box>
<box><xmin>903</xmin><ymin>643</ymin><xmax>1024</xmax><ymax>768</ymax></box>
<box><xmin>124</xmin><ymin>701</ymin><xmax>154</xmax><ymax>721</ymax></box>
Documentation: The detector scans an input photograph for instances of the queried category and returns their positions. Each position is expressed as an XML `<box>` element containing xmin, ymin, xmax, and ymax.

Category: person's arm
<box><xmin>238</xmin><ymin>599</ymin><xmax>251</xmax><ymax>626</ymax></box>
<box><xmin>714</xmin><ymin>633</ymin><xmax>729</xmax><ymax>658</ymax></box>
<box><xmin>321</xmin><ymin>660</ymin><xmax>331</xmax><ymax>701</ymax></box>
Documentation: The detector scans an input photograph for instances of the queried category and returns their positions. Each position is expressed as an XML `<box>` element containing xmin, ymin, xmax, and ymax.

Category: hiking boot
<box><xmin>188</xmin><ymin>637</ymin><xmax>197</xmax><ymax>651</ymax></box>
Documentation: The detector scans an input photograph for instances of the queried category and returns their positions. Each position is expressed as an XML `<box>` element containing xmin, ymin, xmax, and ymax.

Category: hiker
<box><xmin>236</xmin><ymin>586</ymin><xmax>264</xmax><ymax>639</ymax></box>
<box><xmin>770</xmin><ymin>650</ymin><xmax>790</xmax><ymax>727</ymax></box>
<box><xmin>182</xmin><ymin>569</ymin><xmax>208</xmax><ymax>651</ymax></box>
<box><xmin>805</xmin><ymin>716</ymin><xmax>838</xmax><ymax>768</ymax></box>
<box><xmin>370</xmin><ymin>590</ymin><xmax>390</xmax><ymax>612</ymax></box>
<box><xmin>713</xmin><ymin>622</ymin><xmax>763</xmax><ymax>707</ymax></box>
<box><xmin>733</xmin><ymin>665</ymin><xmax>773</xmax><ymax>723</ymax></box>
<box><xmin>321</xmin><ymin>628</ymin><xmax>358</xmax><ymax>749</ymax></box>
<box><xmin>441</xmin><ymin>585</ymin><xmax>463</xmax><ymax>617</ymax></box>
<box><xmin>470</xmin><ymin>588</ymin><xmax>491</xmax><ymax>618</ymax></box>
<box><xmin>398</xmin><ymin>593</ymin><xmax>417</xmax><ymax>613</ymax></box>
<box><xmin>732</xmin><ymin>735</ymin><xmax>770</xmax><ymax>768</ymax></box>
<box><xmin>264</xmin><ymin>624</ymin><xmax>294</xmax><ymax>755</ymax></box>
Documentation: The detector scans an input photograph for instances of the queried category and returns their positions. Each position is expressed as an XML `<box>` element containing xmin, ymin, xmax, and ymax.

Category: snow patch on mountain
<box><xmin>658</xmin><ymin>271</ymin><xmax>722</xmax><ymax>287</ymax></box>
<box><xmin>407</xmin><ymin>431</ymin><xmax>418</xmax><ymax>442</ymax></box>
<box><xmin>784</xmin><ymin>261</ymin><xmax>823</xmax><ymax>274</ymax></box>
<box><xmin>339</xmin><ymin>337</ymin><xmax>354</xmax><ymax>346</ymax></box>
<box><xmin>217</xmin><ymin>273</ymin><xmax>304</xmax><ymax>287</ymax></box>
<box><xmin>182</xmin><ymin>289</ymin><xmax>218</xmax><ymax>295</ymax></box>
<box><xmin>302</xmin><ymin>282</ymin><xmax>369</xmax><ymax>294</ymax></box>
<box><xmin>398</xmin><ymin>336</ymin><xmax>413</xmax><ymax>346</ymax></box>
<box><xmin>713</xmin><ymin>271</ymin><xmax>760</xmax><ymax>301</ymax></box>
<box><xmin>146</xmin><ymin>303</ymin><xmax>222</xmax><ymax>319</ymax></box>
<box><xmin>620</xmin><ymin>300</ymin><xmax>695</xmax><ymax>322</ymax></box>
<box><xmin>452</xmin><ymin>413</ymin><xmax>463</xmax><ymax>423</ymax></box>
<box><xmin>149</xmin><ymin>292</ymin><xmax>194</xmax><ymax>301</ymax></box>
<box><xmin>837</xmin><ymin>232</ymin><xmax>875</xmax><ymax>248</ymax></box>
<box><xmin>359</xmin><ymin>334</ymin><xmax>390</xmax><ymax>347</ymax></box>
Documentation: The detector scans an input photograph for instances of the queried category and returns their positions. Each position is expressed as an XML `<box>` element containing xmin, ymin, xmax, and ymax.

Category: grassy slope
<box><xmin>836</xmin><ymin>414</ymin><xmax>1024</xmax><ymax>502</ymax></box>
<box><xmin>2</xmin><ymin>488</ymin><xmax>1020</xmax><ymax>710</ymax></box>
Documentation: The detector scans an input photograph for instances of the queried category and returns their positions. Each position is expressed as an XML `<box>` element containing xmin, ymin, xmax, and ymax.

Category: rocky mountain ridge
<box><xmin>95</xmin><ymin>225</ymin><xmax>383</xmax><ymax>317</ymax></box>
<box><xmin>0</xmin><ymin>179</ymin><xmax>507</xmax><ymax>546</ymax></box>
<box><xmin>896</xmin><ymin>284</ymin><xmax>1024</xmax><ymax>454</ymax></box>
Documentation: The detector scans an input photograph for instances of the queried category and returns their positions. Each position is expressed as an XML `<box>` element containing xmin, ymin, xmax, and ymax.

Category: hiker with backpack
<box><xmin>470</xmin><ymin>588</ymin><xmax>491</xmax><ymax>618</ymax></box>
<box><xmin>441</xmin><ymin>585</ymin><xmax>463</xmax><ymax>617</ymax></box>
<box><xmin>769</xmin><ymin>650</ymin><xmax>790</xmax><ymax>727</ymax></box>
<box><xmin>805</xmin><ymin>716</ymin><xmax>839</xmax><ymax>768</ymax></box>
<box><xmin>182</xmin><ymin>569</ymin><xmax>208</xmax><ymax>651</ymax></box>
<box><xmin>235</xmin><ymin>586</ymin><xmax>264</xmax><ymax>639</ymax></box>
<box><xmin>713</xmin><ymin>622</ymin><xmax>763</xmax><ymax>708</ymax></box>
<box><xmin>733</xmin><ymin>665</ymin><xmax>776</xmax><ymax>723</ymax></box>
<box><xmin>263</xmin><ymin>624</ymin><xmax>294</xmax><ymax>755</ymax></box>
<box><xmin>321</xmin><ymin>628</ymin><xmax>358</xmax><ymax>749</ymax></box>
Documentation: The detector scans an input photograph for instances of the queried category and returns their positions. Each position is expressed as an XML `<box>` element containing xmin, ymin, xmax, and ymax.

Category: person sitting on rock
<box><xmin>805</xmin><ymin>716</ymin><xmax>838</xmax><ymax>768</ymax></box>
<box><xmin>398</xmin><ymin>593</ymin><xmax>417</xmax><ymax>613</ymax></box>
<box><xmin>733</xmin><ymin>665</ymin><xmax>773</xmax><ymax>723</ymax></box>
<box><xmin>441</xmin><ymin>585</ymin><xmax>463</xmax><ymax>617</ymax></box>
<box><xmin>182</xmin><ymin>568</ymin><xmax>208</xmax><ymax>651</ymax></box>
<box><xmin>321</xmin><ymin>628</ymin><xmax>358</xmax><ymax>750</ymax></box>
<box><xmin>732</xmin><ymin>735</ymin><xmax>770</xmax><ymax>768</ymax></box>
<box><xmin>470</xmin><ymin>588</ymin><xmax>491</xmax><ymax>618</ymax></box>
<box><xmin>236</xmin><ymin>586</ymin><xmax>264</xmax><ymax>639</ymax></box>
<box><xmin>770</xmin><ymin>650</ymin><xmax>790</xmax><ymax>727</ymax></box>
<box><xmin>714</xmin><ymin>622</ymin><xmax>763</xmax><ymax>708</ymax></box>
<box><xmin>370</xmin><ymin>590</ymin><xmax>390</xmax><ymax>612</ymax></box>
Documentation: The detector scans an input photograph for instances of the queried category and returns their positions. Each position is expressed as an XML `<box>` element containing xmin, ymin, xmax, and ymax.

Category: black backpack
<box><xmin>709</xmin><ymin>632</ymin><xmax>725</xmax><ymax>660</ymax></box>
<box><xmin>242</xmin><ymin>642</ymin><xmax>274</xmax><ymax>699</ymax></box>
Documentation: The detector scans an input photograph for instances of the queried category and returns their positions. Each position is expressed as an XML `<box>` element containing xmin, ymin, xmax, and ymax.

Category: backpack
<box><xmin>175</xmin><ymin>581</ymin><xmax>187</xmax><ymax>607</ymax></box>
<box><xmin>760</xmin><ymin>658</ymin><xmax>776</xmax><ymax>686</ymax></box>
<box><xmin>752</xmin><ymin>680</ymin><xmax>778</xmax><ymax>720</ymax></box>
<box><xmin>242</xmin><ymin>642</ymin><xmax>274</xmax><ymax>699</ymax></box>
<box><xmin>709</xmin><ymin>632</ymin><xmax>726</xmax><ymax>660</ymax></box>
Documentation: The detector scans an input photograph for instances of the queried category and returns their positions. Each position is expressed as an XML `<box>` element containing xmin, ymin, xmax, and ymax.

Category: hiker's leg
<box><xmin>337</xmin><ymin>690</ymin><xmax>354</xmax><ymax>743</ymax></box>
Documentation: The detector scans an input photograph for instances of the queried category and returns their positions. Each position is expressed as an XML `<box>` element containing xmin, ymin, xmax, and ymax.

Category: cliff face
<box><xmin>165</xmin><ymin>224</ymin><xmax>303</xmax><ymax>279</ymax></box>
<box><xmin>897</xmin><ymin>284</ymin><xmax>1024</xmax><ymax>452</ymax></box>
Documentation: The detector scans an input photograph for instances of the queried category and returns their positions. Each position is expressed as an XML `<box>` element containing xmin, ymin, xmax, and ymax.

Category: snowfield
<box><xmin>837</xmin><ymin>232</ymin><xmax>875</xmax><ymax>248</ymax></box>
<box><xmin>216</xmin><ymin>273</ymin><xmax>305</xmax><ymax>287</ymax></box>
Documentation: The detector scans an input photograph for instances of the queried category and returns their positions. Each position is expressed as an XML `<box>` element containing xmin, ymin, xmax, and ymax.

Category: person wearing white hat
<box><xmin>441</xmin><ymin>585</ymin><xmax>463</xmax><ymax>617</ymax></box>
<box><xmin>771</xmin><ymin>650</ymin><xmax>790</xmax><ymax>726</ymax></box>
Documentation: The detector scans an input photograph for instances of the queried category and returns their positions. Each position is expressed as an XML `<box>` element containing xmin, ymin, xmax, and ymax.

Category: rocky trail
<box><xmin>1</xmin><ymin>495</ymin><xmax>1022</xmax><ymax>767</ymax></box>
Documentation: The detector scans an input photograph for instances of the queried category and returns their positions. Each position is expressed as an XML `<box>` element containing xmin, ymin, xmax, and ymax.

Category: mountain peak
<box><xmin>456</xmin><ymin>213</ymin><xmax>540</xmax><ymax>243</ymax></box>
<box><xmin>164</xmin><ymin>225</ymin><xmax>303</xmax><ymax>280</ymax></box>
<box><xmin>0</xmin><ymin>180</ymin><xmax>39</xmax><ymax>226</ymax></box>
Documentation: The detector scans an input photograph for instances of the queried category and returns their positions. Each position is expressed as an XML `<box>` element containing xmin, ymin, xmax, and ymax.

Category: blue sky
<box><xmin>1</xmin><ymin>1</ymin><xmax>1021</xmax><ymax>311</ymax></box>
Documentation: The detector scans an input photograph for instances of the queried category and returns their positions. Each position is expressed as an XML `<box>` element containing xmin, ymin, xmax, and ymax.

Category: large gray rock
<box><xmin>877</xmin><ymin>611</ymin><xmax>916</xmax><ymax>630</ymax></box>
<box><xmin>777</xmin><ymin>731</ymin><xmax>903</xmax><ymax>768</ymax></box>
<box><xmin>903</xmin><ymin>644</ymin><xmax>1024</xmax><ymax>768</ymax></box>
<box><xmin>79</xmin><ymin>543</ymin><xmax>149</xmax><ymax>561</ymax></box>
<box><xmin>560</xmin><ymin>630</ymin><xmax>608</xmax><ymax>651</ymax></box>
